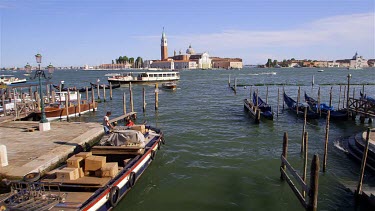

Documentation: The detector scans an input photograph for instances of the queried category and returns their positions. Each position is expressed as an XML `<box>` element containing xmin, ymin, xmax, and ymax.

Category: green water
<box><xmin>8</xmin><ymin>67</ymin><xmax>375</xmax><ymax>210</ymax></box>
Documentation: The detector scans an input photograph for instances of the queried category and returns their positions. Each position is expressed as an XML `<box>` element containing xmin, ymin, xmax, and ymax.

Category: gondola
<box><xmin>283</xmin><ymin>92</ymin><xmax>319</xmax><ymax>119</ymax></box>
<box><xmin>304</xmin><ymin>93</ymin><xmax>348</xmax><ymax>120</ymax></box>
<box><xmin>52</xmin><ymin>84</ymin><xmax>92</xmax><ymax>93</ymax></box>
<box><xmin>252</xmin><ymin>92</ymin><xmax>273</xmax><ymax>120</ymax></box>
<box><xmin>90</xmin><ymin>82</ymin><xmax>121</xmax><ymax>90</ymax></box>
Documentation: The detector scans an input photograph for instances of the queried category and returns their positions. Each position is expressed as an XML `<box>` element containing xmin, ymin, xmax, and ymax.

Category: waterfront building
<box><xmin>189</xmin><ymin>52</ymin><xmax>212</xmax><ymax>69</ymax></box>
<box><xmin>349</xmin><ymin>52</ymin><xmax>368</xmax><ymax>69</ymax></box>
<box><xmin>150</xmin><ymin>60</ymin><xmax>174</xmax><ymax>70</ymax></box>
<box><xmin>99</xmin><ymin>63</ymin><xmax>132</xmax><ymax>70</ymax></box>
<box><xmin>211</xmin><ymin>57</ymin><xmax>243</xmax><ymax>69</ymax></box>
<box><xmin>174</xmin><ymin>60</ymin><xmax>197</xmax><ymax>69</ymax></box>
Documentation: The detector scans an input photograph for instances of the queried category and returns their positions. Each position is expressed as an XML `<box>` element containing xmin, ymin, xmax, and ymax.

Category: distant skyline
<box><xmin>0</xmin><ymin>0</ymin><xmax>374</xmax><ymax>67</ymax></box>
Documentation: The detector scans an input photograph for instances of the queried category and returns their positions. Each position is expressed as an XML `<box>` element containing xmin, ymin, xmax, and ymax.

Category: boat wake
<box><xmin>333</xmin><ymin>140</ymin><xmax>348</xmax><ymax>153</ymax></box>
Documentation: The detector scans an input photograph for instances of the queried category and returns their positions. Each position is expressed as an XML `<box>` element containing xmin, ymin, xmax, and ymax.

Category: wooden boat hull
<box><xmin>162</xmin><ymin>82</ymin><xmax>177</xmax><ymax>90</ymax></box>
<box><xmin>2</xmin><ymin>126</ymin><xmax>164</xmax><ymax>211</ymax></box>
<box><xmin>244</xmin><ymin>99</ymin><xmax>273</xmax><ymax>122</ymax></box>
<box><xmin>35</xmin><ymin>102</ymin><xmax>97</xmax><ymax>120</ymax></box>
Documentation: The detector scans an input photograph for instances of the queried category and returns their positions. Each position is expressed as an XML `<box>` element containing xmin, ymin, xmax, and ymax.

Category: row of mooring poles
<box><xmin>121</xmin><ymin>83</ymin><xmax>160</xmax><ymax>115</ymax></box>
<box><xmin>95</xmin><ymin>83</ymin><xmax>114</xmax><ymax>102</ymax></box>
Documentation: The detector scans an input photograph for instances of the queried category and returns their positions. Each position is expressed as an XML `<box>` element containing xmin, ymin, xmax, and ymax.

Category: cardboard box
<box><xmin>75</xmin><ymin>152</ymin><xmax>92</xmax><ymax>159</ymax></box>
<box><xmin>66</xmin><ymin>156</ymin><xmax>84</xmax><ymax>168</ymax></box>
<box><xmin>101</xmin><ymin>162</ymin><xmax>119</xmax><ymax>178</ymax></box>
<box><xmin>55</xmin><ymin>167</ymin><xmax>79</xmax><ymax>180</ymax></box>
<box><xmin>130</xmin><ymin>125</ymin><xmax>146</xmax><ymax>134</ymax></box>
<box><xmin>78</xmin><ymin>168</ymin><xmax>84</xmax><ymax>178</ymax></box>
<box><xmin>85</xmin><ymin>155</ymin><xmax>106</xmax><ymax>171</ymax></box>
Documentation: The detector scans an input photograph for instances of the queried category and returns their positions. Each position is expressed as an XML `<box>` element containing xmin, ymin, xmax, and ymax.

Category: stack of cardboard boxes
<box><xmin>55</xmin><ymin>152</ymin><xmax>119</xmax><ymax>180</ymax></box>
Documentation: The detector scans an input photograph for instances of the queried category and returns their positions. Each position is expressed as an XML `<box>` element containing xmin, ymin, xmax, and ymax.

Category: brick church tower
<box><xmin>161</xmin><ymin>27</ymin><xmax>168</xmax><ymax>60</ymax></box>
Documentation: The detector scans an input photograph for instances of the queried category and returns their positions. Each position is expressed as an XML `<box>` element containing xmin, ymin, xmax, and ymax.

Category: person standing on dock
<box><xmin>103</xmin><ymin>111</ymin><xmax>114</xmax><ymax>134</ymax></box>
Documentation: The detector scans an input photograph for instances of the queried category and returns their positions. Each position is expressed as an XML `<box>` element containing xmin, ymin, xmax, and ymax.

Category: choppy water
<box><xmin>4</xmin><ymin>67</ymin><xmax>375</xmax><ymax>210</ymax></box>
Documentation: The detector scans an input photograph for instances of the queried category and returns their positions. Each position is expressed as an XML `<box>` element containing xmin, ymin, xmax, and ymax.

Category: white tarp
<box><xmin>107</xmin><ymin>130</ymin><xmax>145</xmax><ymax>147</ymax></box>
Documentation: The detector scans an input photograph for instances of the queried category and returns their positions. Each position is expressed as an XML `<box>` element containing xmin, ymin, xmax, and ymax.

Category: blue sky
<box><xmin>0</xmin><ymin>0</ymin><xmax>374</xmax><ymax>67</ymax></box>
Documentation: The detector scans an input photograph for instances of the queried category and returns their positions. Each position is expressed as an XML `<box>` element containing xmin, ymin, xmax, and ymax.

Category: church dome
<box><xmin>186</xmin><ymin>44</ymin><xmax>195</xmax><ymax>55</ymax></box>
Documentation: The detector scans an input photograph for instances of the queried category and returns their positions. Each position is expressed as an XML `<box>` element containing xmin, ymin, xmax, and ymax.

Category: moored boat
<box><xmin>90</xmin><ymin>82</ymin><xmax>121</xmax><ymax>90</ymax></box>
<box><xmin>304</xmin><ymin>93</ymin><xmax>348</xmax><ymax>120</ymax></box>
<box><xmin>252</xmin><ymin>92</ymin><xmax>273</xmax><ymax>120</ymax></box>
<box><xmin>283</xmin><ymin>92</ymin><xmax>319</xmax><ymax>119</ymax></box>
<box><xmin>0</xmin><ymin>124</ymin><xmax>164</xmax><ymax>211</ymax></box>
<box><xmin>107</xmin><ymin>71</ymin><xmax>180</xmax><ymax>84</ymax></box>
<box><xmin>161</xmin><ymin>82</ymin><xmax>177</xmax><ymax>90</ymax></box>
<box><xmin>34</xmin><ymin>100</ymin><xmax>97</xmax><ymax>121</ymax></box>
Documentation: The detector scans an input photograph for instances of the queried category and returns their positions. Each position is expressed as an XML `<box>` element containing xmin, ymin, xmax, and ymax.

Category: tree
<box><xmin>118</xmin><ymin>56</ymin><xmax>123</xmax><ymax>64</ymax></box>
<box><xmin>291</xmin><ymin>58</ymin><xmax>295</xmax><ymax>61</ymax></box>
<box><xmin>282</xmin><ymin>59</ymin><xmax>288</xmax><ymax>67</ymax></box>
<box><xmin>265</xmin><ymin>58</ymin><xmax>273</xmax><ymax>68</ymax></box>
<box><xmin>273</xmin><ymin>60</ymin><xmax>278</xmax><ymax>67</ymax></box>
<box><xmin>129</xmin><ymin>57</ymin><xmax>135</xmax><ymax>67</ymax></box>
<box><xmin>135</xmin><ymin>57</ymin><xmax>143</xmax><ymax>68</ymax></box>
<box><xmin>123</xmin><ymin>56</ymin><xmax>129</xmax><ymax>64</ymax></box>
<box><xmin>112</xmin><ymin>60</ymin><xmax>114</xmax><ymax>64</ymax></box>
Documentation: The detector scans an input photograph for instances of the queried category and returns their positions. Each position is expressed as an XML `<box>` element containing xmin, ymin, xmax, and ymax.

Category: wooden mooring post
<box><xmin>228</xmin><ymin>75</ymin><xmax>231</xmax><ymax>87</ymax></box>
<box><xmin>323</xmin><ymin>110</ymin><xmax>331</xmax><ymax>172</ymax></box>
<box><xmin>329</xmin><ymin>87</ymin><xmax>333</xmax><ymax>108</ymax></box>
<box><xmin>277</xmin><ymin>87</ymin><xmax>280</xmax><ymax>117</ymax></box>
<box><xmin>317</xmin><ymin>87</ymin><xmax>321</xmax><ymax>117</ymax></box>
<box><xmin>155</xmin><ymin>83</ymin><xmax>159</xmax><ymax>110</ymax></box>
<box><xmin>103</xmin><ymin>85</ymin><xmax>106</xmax><ymax>102</ymax></box>
<box><xmin>77</xmin><ymin>90</ymin><xmax>81</xmax><ymax>116</ymax></box>
<box><xmin>2</xmin><ymin>93</ymin><xmax>6</xmax><ymax>116</ymax></box>
<box><xmin>266</xmin><ymin>86</ymin><xmax>269</xmax><ymax>104</ymax></box>
<box><xmin>97</xmin><ymin>81</ymin><xmax>100</xmax><ymax>100</ymax></box>
<box><xmin>280</xmin><ymin>132</ymin><xmax>320</xmax><ymax>211</ymax></box>
<box><xmin>338</xmin><ymin>85</ymin><xmax>342</xmax><ymax>110</ymax></box>
<box><xmin>91</xmin><ymin>85</ymin><xmax>96</xmax><ymax>112</ymax></box>
<box><xmin>296</xmin><ymin>87</ymin><xmax>301</xmax><ymax>115</ymax></box>
<box><xmin>143</xmin><ymin>87</ymin><xmax>146</xmax><ymax>112</ymax></box>
<box><xmin>356</xmin><ymin>128</ymin><xmax>371</xmax><ymax>197</ymax></box>
<box><xmin>282</xmin><ymin>86</ymin><xmax>285</xmax><ymax>110</ymax></box>
<box><xmin>65</xmin><ymin>93</ymin><xmax>69</xmax><ymax>121</ymax></box>
<box><xmin>109</xmin><ymin>82</ymin><xmax>113</xmax><ymax>100</ymax></box>
<box><xmin>301</xmin><ymin>107</ymin><xmax>307</xmax><ymax>153</ymax></box>
<box><xmin>303</xmin><ymin>131</ymin><xmax>308</xmax><ymax>198</ymax></box>
<box><xmin>346</xmin><ymin>74</ymin><xmax>351</xmax><ymax>118</ymax></box>
<box><xmin>129</xmin><ymin>82</ymin><xmax>134</xmax><ymax>113</ymax></box>
<box><xmin>123</xmin><ymin>92</ymin><xmax>127</xmax><ymax>115</ymax></box>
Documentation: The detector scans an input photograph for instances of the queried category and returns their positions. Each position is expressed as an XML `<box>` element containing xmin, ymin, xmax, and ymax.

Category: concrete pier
<box><xmin>0</xmin><ymin>121</ymin><xmax>104</xmax><ymax>180</ymax></box>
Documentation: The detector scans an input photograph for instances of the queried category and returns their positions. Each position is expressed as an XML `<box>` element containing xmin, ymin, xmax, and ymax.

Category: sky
<box><xmin>0</xmin><ymin>0</ymin><xmax>374</xmax><ymax>67</ymax></box>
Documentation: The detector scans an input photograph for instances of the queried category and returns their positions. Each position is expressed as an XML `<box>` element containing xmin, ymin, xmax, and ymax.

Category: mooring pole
<box><xmin>123</xmin><ymin>92</ymin><xmax>127</xmax><ymax>115</ymax></box>
<box><xmin>228</xmin><ymin>75</ymin><xmax>231</xmax><ymax>87</ymax></box>
<box><xmin>103</xmin><ymin>85</ymin><xmax>106</xmax><ymax>102</ymax></box>
<box><xmin>296</xmin><ymin>87</ymin><xmax>301</xmax><ymax>115</ymax></box>
<box><xmin>317</xmin><ymin>87</ymin><xmax>321</xmax><ymax>116</ymax></box>
<box><xmin>109</xmin><ymin>82</ymin><xmax>113</xmax><ymax>100</ymax></box>
<box><xmin>77</xmin><ymin>91</ymin><xmax>81</xmax><ymax>116</ymax></box>
<box><xmin>346</xmin><ymin>74</ymin><xmax>351</xmax><ymax>118</ymax></box>
<box><xmin>129</xmin><ymin>82</ymin><xmax>134</xmax><ymax>112</ymax></box>
<box><xmin>277</xmin><ymin>87</ymin><xmax>280</xmax><ymax>117</ymax></box>
<box><xmin>303</xmin><ymin>131</ymin><xmax>308</xmax><ymax>198</ymax></box>
<box><xmin>143</xmin><ymin>87</ymin><xmax>146</xmax><ymax>112</ymax></box>
<box><xmin>338</xmin><ymin>85</ymin><xmax>342</xmax><ymax>110</ymax></box>
<box><xmin>329</xmin><ymin>86</ymin><xmax>333</xmax><ymax>108</ymax></box>
<box><xmin>356</xmin><ymin>128</ymin><xmax>371</xmax><ymax>196</ymax></box>
<box><xmin>301</xmin><ymin>107</ymin><xmax>307</xmax><ymax>153</ymax></box>
<box><xmin>343</xmin><ymin>86</ymin><xmax>346</xmax><ymax>109</ymax></box>
<box><xmin>266</xmin><ymin>86</ymin><xmax>269</xmax><ymax>104</ymax></box>
<box><xmin>155</xmin><ymin>83</ymin><xmax>159</xmax><ymax>110</ymax></box>
<box><xmin>282</xmin><ymin>86</ymin><xmax>285</xmax><ymax>110</ymax></box>
<box><xmin>91</xmin><ymin>85</ymin><xmax>95</xmax><ymax>112</ymax></box>
<box><xmin>308</xmin><ymin>154</ymin><xmax>320</xmax><ymax>211</ymax></box>
<box><xmin>280</xmin><ymin>132</ymin><xmax>288</xmax><ymax>180</ymax></box>
<box><xmin>323</xmin><ymin>110</ymin><xmax>330</xmax><ymax>172</ymax></box>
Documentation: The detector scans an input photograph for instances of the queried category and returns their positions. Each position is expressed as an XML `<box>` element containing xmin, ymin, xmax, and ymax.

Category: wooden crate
<box><xmin>85</xmin><ymin>155</ymin><xmax>106</xmax><ymax>171</ymax></box>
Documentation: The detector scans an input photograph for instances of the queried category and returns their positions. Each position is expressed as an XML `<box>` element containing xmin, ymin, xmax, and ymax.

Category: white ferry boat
<box><xmin>107</xmin><ymin>71</ymin><xmax>180</xmax><ymax>84</ymax></box>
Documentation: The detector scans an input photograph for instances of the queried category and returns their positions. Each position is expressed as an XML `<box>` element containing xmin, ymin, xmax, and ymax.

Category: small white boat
<box><xmin>318</xmin><ymin>69</ymin><xmax>324</xmax><ymax>72</ymax></box>
<box><xmin>0</xmin><ymin>75</ymin><xmax>27</xmax><ymax>85</ymax></box>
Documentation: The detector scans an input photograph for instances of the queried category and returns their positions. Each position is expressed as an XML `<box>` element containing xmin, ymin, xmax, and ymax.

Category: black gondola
<box><xmin>283</xmin><ymin>92</ymin><xmax>319</xmax><ymax>119</ymax></box>
<box><xmin>304</xmin><ymin>93</ymin><xmax>348</xmax><ymax>120</ymax></box>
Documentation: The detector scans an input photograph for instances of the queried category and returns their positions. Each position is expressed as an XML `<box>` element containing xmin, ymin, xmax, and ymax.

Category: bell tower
<box><xmin>161</xmin><ymin>27</ymin><xmax>168</xmax><ymax>60</ymax></box>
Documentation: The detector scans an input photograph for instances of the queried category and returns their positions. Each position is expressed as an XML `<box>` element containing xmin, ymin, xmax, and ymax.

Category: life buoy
<box><xmin>109</xmin><ymin>186</ymin><xmax>120</xmax><ymax>207</ymax></box>
<box><xmin>23</xmin><ymin>172</ymin><xmax>41</xmax><ymax>182</ymax></box>
<box><xmin>150</xmin><ymin>150</ymin><xmax>156</xmax><ymax>160</ymax></box>
<box><xmin>128</xmin><ymin>172</ymin><xmax>136</xmax><ymax>188</ymax></box>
